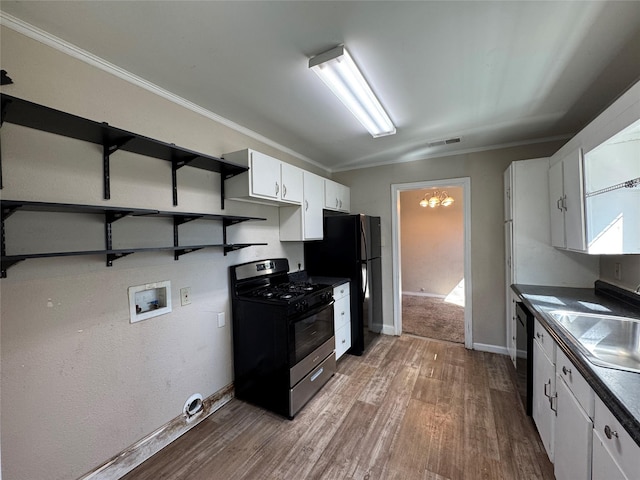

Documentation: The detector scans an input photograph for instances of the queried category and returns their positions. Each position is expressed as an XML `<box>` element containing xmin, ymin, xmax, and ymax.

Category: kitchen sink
<box><xmin>547</xmin><ymin>310</ymin><xmax>640</xmax><ymax>374</ymax></box>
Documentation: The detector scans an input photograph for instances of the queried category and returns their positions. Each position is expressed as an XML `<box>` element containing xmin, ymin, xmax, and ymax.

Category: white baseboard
<box><xmin>381</xmin><ymin>325</ymin><xmax>397</xmax><ymax>336</ymax></box>
<box><xmin>473</xmin><ymin>343</ymin><xmax>509</xmax><ymax>356</ymax></box>
<box><xmin>402</xmin><ymin>291</ymin><xmax>446</xmax><ymax>298</ymax></box>
<box><xmin>79</xmin><ymin>384</ymin><xmax>234</xmax><ymax>480</ymax></box>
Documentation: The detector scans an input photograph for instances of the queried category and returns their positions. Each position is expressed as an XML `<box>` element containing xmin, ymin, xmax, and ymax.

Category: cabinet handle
<box><xmin>562</xmin><ymin>365</ymin><xmax>571</xmax><ymax>376</ymax></box>
<box><xmin>543</xmin><ymin>379</ymin><xmax>551</xmax><ymax>398</ymax></box>
<box><xmin>282</xmin><ymin>184</ymin><xmax>287</xmax><ymax>197</ymax></box>
<box><xmin>275</xmin><ymin>182</ymin><xmax>280</xmax><ymax>196</ymax></box>
<box><xmin>557</xmin><ymin>198</ymin><xmax>563</xmax><ymax>211</ymax></box>
<box><xmin>305</xmin><ymin>200</ymin><xmax>309</xmax><ymax>211</ymax></box>
<box><xmin>604</xmin><ymin>425</ymin><xmax>619</xmax><ymax>440</ymax></box>
<box><xmin>341</xmin><ymin>311</ymin><xmax>345</xmax><ymax>315</ymax></box>
<box><xmin>550</xmin><ymin>393</ymin><xmax>558</xmax><ymax>413</ymax></box>
<box><xmin>342</xmin><ymin>338</ymin><xmax>346</xmax><ymax>344</ymax></box>
<box><xmin>339</xmin><ymin>199</ymin><xmax>342</xmax><ymax>208</ymax></box>
<box><xmin>562</xmin><ymin>194</ymin><xmax>568</xmax><ymax>211</ymax></box>
<box><xmin>335</xmin><ymin>198</ymin><xmax>339</xmax><ymax>208</ymax></box>
<box><xmin>536</xmin><ymin>332</ymin><xmax>543</xmax><ymax>340</ymax></box>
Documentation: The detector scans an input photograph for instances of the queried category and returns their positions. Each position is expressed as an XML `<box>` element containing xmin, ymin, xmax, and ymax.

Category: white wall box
<box><xmin>128</xmin><ymin>281</ymin><xmax>172</xmax><ymax>323</ymax></box>
<box><xmin>333</xmin><ymin>282</ymin><xmax>351</xmax><ymax>359</ymax></box>
<box><xmin>223</xmin><ymin>148</ymin><xmax>304</xmax><ymax>206</ymax></box>
<box><xmin>324</xmin><ymin>178</ymin><xmax>350</xmax><ymax>213</ymax></box>
<box><xmin>279</xmin><ymin>171</ymin><xmax>324</xmax><ymax>241</ymax></box>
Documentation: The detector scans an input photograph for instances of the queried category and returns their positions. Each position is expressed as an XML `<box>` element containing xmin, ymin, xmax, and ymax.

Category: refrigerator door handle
<box><xmin>361</xmin><ymin>260</ymin><xmax>368</xmax><ymax>299</ymax></box>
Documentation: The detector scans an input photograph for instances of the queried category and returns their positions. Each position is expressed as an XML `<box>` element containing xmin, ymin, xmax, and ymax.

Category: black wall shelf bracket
<box><xmin>106</xmin><ymin>251</ymin><xmax>134</xmax><ymax>266</ymax></box>
<box><xmin>1</xmin><ymin>258</ymin><xmax>23</xmax><ymax>278</ymax></box>
<box><xmin>171</xmin><ymin>154</ymin><xmax>198</xmax><ymax>206</ymax></box>
<box><xmin>175</xmin><ymin>246</ymin><xmax>205</xmax><ymax>259</ymax></box>
<box><xmin>105</xmin><ymin>210</ymin><xmax>134</xmax><ymax>266</ymax></box>
<box><xmin>102</xmin><ymin>129</ymin><xmax>134</xmax><ymax>200</ymax></box>
<box><xmin>173</xmin><ymin>215</ymin><xmax>201</xmax><ymax>260</ymax></box>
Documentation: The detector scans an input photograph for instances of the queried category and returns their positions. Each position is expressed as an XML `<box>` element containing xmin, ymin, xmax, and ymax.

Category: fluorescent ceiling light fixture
<box><xmin>309</xmin><ymin>45</ymin><xmax>396</xmax><ymax>138</ymax></box>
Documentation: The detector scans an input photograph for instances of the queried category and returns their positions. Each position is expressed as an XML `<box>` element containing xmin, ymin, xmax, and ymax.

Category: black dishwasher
<box><xmin>516</xmin><ymin>301</ymin><xmax>534</xmax><ymax>416</ymax></box>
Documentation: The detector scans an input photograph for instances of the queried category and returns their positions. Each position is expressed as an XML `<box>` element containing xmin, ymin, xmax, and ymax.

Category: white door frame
<box><xmin>391</xmin><ymin>177</ymin><xmax>473</xmax><ymax>349</ymax></box>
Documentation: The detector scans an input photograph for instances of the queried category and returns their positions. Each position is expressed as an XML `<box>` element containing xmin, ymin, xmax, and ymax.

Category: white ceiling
<box><xmin>2</xmin><ymin>1</ymin><xmax>640</xmax><ymax>172</ymax></box>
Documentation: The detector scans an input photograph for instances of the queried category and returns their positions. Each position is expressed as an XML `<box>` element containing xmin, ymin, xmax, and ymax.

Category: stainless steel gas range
<box><xmin>230</xmin><ymin>258</ymin><xmax>336</xmax><ymax>418</ymax></box>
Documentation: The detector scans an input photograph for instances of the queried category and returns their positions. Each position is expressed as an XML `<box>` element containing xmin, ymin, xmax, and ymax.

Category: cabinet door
<box><xmin>324</xmin><ymin>179</ymin><xmax>340</xmax><ymax>210</ymax></box>
<box><xmin>554</xmin><ymin>377</ymin><xmax>592</xmax><ymax>480</ymax></box>
<box><xmin>549</xmin><ymin>160</ymin><xmax>565</xmax><ymax>248</ymax></box>
<box><xmin>338</xmin><ymin>183</ymin><xmax>350</xmax><ymax>212</ymax></box>
<box><xmin>303</xmin><ymin>172</ymin><xmax>324</xmax><ymax>240</ymax></box>
<box><xmin>592</xmin><ymin>430</ymin><xmax>628</xmax><ymax>480</ymax></box>
<box><xmin>533</xmin><ymin>339</ymin><xmax>555</xmax><ymax>462</ymax></box>
<box><xmin>280</xmin><ymin>163</ymin><xmax>303</xmax><ymax>205</ymax></box>
<box><xmin>250</xmin><ymin>151</ymin><xmax>281</xmax><ymax>200</ymax></box>
<box><xmin>563</xmin><ymin>148</ymin><xmax>587</xmax><ymax>251</ymax></box>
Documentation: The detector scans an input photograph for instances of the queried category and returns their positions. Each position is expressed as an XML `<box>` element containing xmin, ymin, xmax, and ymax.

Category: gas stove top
<box><xmin>230</xmin><ymin>258</ymin><xmax>334</xmax><ymax>313</ymax></box>
<box><xmin>250</xmin><ymin>282</ymin><xmax>330</xmax><ymax>301</ymax></box>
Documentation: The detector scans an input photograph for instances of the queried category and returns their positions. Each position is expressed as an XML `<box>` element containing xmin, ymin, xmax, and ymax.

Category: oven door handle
<box><xmin>290</xmin><ymin>300</ymin><xmax>335</xmax><ymax>322</ymax></box>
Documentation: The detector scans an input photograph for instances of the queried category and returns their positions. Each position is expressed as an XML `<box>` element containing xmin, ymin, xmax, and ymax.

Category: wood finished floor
<box><xmin>122</xmin><ymin>335</ymin><xmax>554</xmax><ymax>480</ymax></box>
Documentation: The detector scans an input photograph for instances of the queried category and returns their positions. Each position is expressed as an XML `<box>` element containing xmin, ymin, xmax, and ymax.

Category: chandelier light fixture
<box><xmin>309</xmin><ymin>45</ymin><xmax>396</xmax><ymax>138</ymax></box>
<box><xmin>419</xmin><ymin>191</ymin><xmax>455</xmax><ymax>208</ymax></box>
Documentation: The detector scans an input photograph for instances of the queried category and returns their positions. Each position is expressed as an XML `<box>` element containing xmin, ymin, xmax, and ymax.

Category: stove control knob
<box><xmin>295</xmin><ymin>300</ymin><xmax>308</xmax><ymax>312</ymax></box>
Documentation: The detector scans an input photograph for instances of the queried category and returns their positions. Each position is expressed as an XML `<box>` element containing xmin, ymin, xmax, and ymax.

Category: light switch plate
<box><xmin>217</xmin><ymin>312</ymin><xmax>225</xmax><ymax>328</ymax></box>
<box><xmin>180</xmin><ymin>287</ymin><xmax>191</xmax><ymax>306</ymax></box>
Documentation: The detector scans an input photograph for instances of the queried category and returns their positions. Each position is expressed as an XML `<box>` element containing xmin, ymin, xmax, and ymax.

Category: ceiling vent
<box><xmin>426</xmin><ymin>137</ymin><xmax>461</xmax><ymax>148</ymax></box>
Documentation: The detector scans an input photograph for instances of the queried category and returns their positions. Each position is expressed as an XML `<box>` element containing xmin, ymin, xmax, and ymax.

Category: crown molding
<box><xmin>0</xmin><ymin>12</ymin><xmax>329</xmax><ymax>173</ymax></box>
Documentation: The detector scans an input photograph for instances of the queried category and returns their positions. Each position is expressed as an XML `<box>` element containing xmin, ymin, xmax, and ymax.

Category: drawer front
<box><xmin>594</xmin><ymin>395</ymin><xmax>640</xmax><ymax>478</ymax></box>
<box><xmin>290</xmin><ymin>352</ymin><xmax>336</xmax><ymax>417</ymax></box>
<box><xmin>534</xmin><ymin>319</ymin><xmax>555</xmax><ymax>362</ymax></box>
<box><xmin>333</xmin><ymin>282</ymin><xmax>349</xmax><ymax>301</ymax></box>
<box><xmin>556</xmin><ymin>347</ymin><xmax>594</xmax><ymax>418</ymax></box>
<box><xmin>335</xmin><ymin>324</ymin><xmax>352</xmax><ymax>359</ymax></box>
<box><xmin>334</xmin><ymin>296</ymin><xmax>350</xmax><ymax>330</ymax></box>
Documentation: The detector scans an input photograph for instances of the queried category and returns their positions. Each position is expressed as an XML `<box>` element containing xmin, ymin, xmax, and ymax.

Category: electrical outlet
<box><xmin>180</xmin><ymin>287</ymin><xmax>191</xmax><ymax>306</ymax></box>
<box><xmin>217</xmin><ymin>312</ymin><xmax>226</xmax><ymax>328</ymax></box>
<box><xmin>614</xmin><ymin>263</ymin><xmax>622</xmax><ymax>280</ymax></box>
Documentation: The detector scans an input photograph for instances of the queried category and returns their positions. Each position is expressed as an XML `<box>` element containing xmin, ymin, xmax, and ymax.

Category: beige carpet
<box><xmin>402</xmin><ymin>294</ymin><xmax>465</xmax><ymax>343</ymax></box>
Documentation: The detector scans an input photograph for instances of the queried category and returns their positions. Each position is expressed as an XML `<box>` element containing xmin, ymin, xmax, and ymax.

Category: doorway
<box><xmin>391</xmin><ymin>178</ymin><xmax>472</xmax><ymax>348</ymax></box>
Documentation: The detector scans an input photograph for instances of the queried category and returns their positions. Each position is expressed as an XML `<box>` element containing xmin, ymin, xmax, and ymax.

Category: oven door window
<box><xmin>290</xmin><ymin>303</ymin><xmax>334</xmax><ymax>365</ymax></box>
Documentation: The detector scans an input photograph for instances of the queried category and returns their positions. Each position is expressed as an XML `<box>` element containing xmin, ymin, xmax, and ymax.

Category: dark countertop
<box><xmin>512</xmin><ymin>283</ymin><xmax>640</xmax><ymax>446</ymax></box>
<box><xmin>290</xmin><ymin>271</ymin><xmax>350</xmax><ymax>289</ymax></box>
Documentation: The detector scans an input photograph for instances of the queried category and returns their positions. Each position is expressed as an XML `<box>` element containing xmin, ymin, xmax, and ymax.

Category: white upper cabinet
<box><xmin>548</xmin><ymin>78</ymin><xmax>640</xmax><ymax>254</ymax></box>
<box><xmin>223</xmin><ymin>149</ymin><xmax>303</xmax><ymax>206</ymax></box>
<box><xmin>583</xmin><ymin>117</ymin><xmax>640</xmax><ymax>254</ymax></box>
<box><xmin>324</xmin><ymin>179</ymin><xmax>350</xmax><ymax>213</ymax></box>
<box><xmin>279</xmin><ymin>171</ymin><xmax>324</xmax><ymax>241</ymax></box>
<box><xmin>548</xmin><ymin>147</ymin><xmax>587</xmax><ymax>251</ymax></box>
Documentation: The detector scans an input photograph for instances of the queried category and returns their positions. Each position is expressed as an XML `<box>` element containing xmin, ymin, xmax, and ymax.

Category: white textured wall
<box><xmin>0</xmin><ymin>27</ymin><xmax>311</xmax><ymax>480</ymax></box>
<box><xmin>400</xmin><ymin>187</ymin><xmax>464</xmax><ymax>295</ymax></box>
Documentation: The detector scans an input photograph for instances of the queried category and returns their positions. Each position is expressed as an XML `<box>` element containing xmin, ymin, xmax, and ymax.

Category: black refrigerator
<box><xmin>304</xmin><ymin>214</ymin><xmax>383</xmax><ymax>356</ymax></box>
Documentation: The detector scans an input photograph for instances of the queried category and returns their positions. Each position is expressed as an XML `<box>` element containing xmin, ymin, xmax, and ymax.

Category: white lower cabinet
<box><xmin>333</xmin><ymin>282</ymin><xmax>351</xmax><ymax>359</ymax></box>
<box><xmin>592</xmin><ymin>395</ymin><xmax>640</xmax><ymax>480</ymax></box>
<box><xmin>592</xmin><ymin>431</ymin><xmax>628</xmax><ymax>480</ymax></box>
<box><xmin>554</xmin><ymin>374</ymin><xmax>593</xmax><ymax>480</ymax></box>
<box><xmin>532</xmin><ymin>334</ymin><xmax>556</xmax><ymax>462</ymax></box>
<box><xmin>531</xmin><ymin>319</ymin><xmax>640</xmax><ymax>479</ymax></box>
